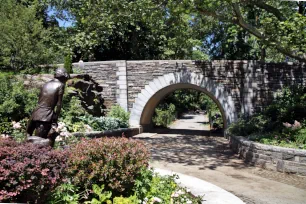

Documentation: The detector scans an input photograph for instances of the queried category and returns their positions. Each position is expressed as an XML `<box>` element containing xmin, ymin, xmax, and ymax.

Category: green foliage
<box><xmin>0</xmin><ymin>0</ymin><xmax>58</xmax><ymax>71</ymax></box>
<box><xmin>60</xmin><ymin>95</ymin><xmax>89</xmax><ymax>132</ymax></box>
<box><xmin>153</xmin><ymin>89</ymin><xmax>223</xmax><ymax>129</ymax></box>
<box><xmin>78</xmin><ymin>115</ymin><xmax>128</xmax><ymax>131</ymax></box>
<box><xmin>107</xmin><ymin>105</ymin><xmax>130</xmax><ymax>127</ymax></box>
<box><xmin>0</xmin><ymin>75</ymin><xmax>38</xmax><ymax>126</ymax></box>
<box><xmin>113</xmin><ymin>196</ymin><xmax>138</xmax><ymax>204</ymax></box>
<box><xmin>54</xmin><ymin>0</ymin><xmax>206</xmax><ymax>61</ymax></box>
<box><xmin>134</xmin><ymin>168</ymin><xmax>203</xmax><ymax>204</ymax></box>
<box><xmin>49</xmin><ymin>183</ymin><xmax>80</xmax><ymax>204</ymax></box>
<box><xmin>64</xmin><ymin>54</ymin><xmax>73</xmax><ymax>74</ymax></box>
<box><xmin>194</xmin><ymin>0</ymin><xmax>306</xmax><ymax>62</ymax></box>
<box><xmin>85</xmin><ymin>184</ymin><xmax>112</xmax><ymax>204</ymax></box>
<box><xmin>228</xmin><ymin>86</ymin><xmax>306</xmax><ymax>149</ymax></box>
<box><xmin>153</xmin><ymin>103</ymin><xmax>176</xmax><ymax>127</ymax></box>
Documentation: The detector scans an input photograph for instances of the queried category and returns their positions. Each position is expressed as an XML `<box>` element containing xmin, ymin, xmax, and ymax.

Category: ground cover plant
<box><xmin>228</xmin><ymin>85</ymin><xmax>306</xmax><ymax>149</ymax></box>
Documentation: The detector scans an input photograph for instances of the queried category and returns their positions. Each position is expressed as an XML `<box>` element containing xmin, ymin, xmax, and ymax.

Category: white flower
<box><xmin>55</xmin><ymin>136</ymin><xmax>63</xmax><ymax>141</ymax></box>
<box><xmin>57</xmin><ymin>122</ymin><xmax>66</xmax><ymax>130</ymax></box>
<box><xmin>12</xmin><ymin>121</ymin><xmax>21</xmax><ymax>129</ymax></box>
<box><xmin>177</xmin><ymin>190</ymin><xmax>184</xmax><ymax>195</ymax></box>
<box><xmin>171</xmin><ymin>193</ymin><xmax>179</xmax><ymax>198</ymax></box>
<box><xmin>152</xmin><ymin>197</ymin><xmax>162</xmax><ymax>203</ymax></box>
<box><xmin>84</xmin><ymin>124</ymin><xmax>93</xmax><ymax>132</ymax></box>
<box><xmin>186</xmin><ymin>200</ymin><xmax>192</xmax><ymax>204</ymax></box>
<box><xmin>1</xmin><ymin>134</ymin><xmax>10</xmax><ymax>138</ymax></box>
<box><xmin>186</xmin><ymin>188</ymin><xmax>191</xmax><ymax>193</ymax></box>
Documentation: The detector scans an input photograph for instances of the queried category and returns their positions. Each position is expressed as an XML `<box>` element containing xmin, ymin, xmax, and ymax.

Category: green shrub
<box><xmin>60</xmin><ymin>96</ymin><xmax>89</xmax><ymax>132</ymax></box>
<box><xmin>153</xmin><ymin>103</ymin><xmax>176</xmax><ymax>127</ymax></box>
<box><xmin>228</xmin><ymin>114</ymin><xmax>268</xmax><ymax>136</ymax></box>
<box><xmin>67</xmin><ymin>137</ymin><xmax>150</xmax><ymax>197</ymax></box>
<box><xmin>108</xmin><ymin>105</ymin><xmax>130</xmax><ymax>126</ymax></box>
<box><xmin>228</xmin><ymin>86</ymin><xmax>306</xmax><ymax>149</ymax></box>
<box><xmin>78</xmin><ymin>115</ymin><xmax>128</xmax><ymax>131</ymax></box>
<box><xmin>0</xmin><ymin>75</ymin><xmax>38</xmax><ymax>124</ymax></box>
<box><xmin>64</xmin><ymin>54</ymin><xmax>73</xmax><ymax>74</ymax></box>
<box><xmin>0</xmin><ymin>139</ymin><xmax>68</xmax><ymax>203</ymax></box>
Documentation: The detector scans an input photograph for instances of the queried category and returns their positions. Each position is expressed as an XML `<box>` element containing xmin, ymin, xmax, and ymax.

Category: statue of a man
<box><xmin>27</xmin><ymin>68</ymin><xmax>70</xmax><ymax>146</ymax></box>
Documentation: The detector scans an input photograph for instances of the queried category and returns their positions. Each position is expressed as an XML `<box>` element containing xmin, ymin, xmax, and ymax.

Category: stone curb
<box><xmin>229</xmin><ymin>135</ymin><xmax>306</xmax><ymax>176</ymax></box>
<box><xmin>154</xmin><ymin>168</ymin><xmax>245</xmax><ymax>204</ymax></box>
<box><xmin>72</xmin><ymin>127</ymin><xmax>143</xmax><ymax>138</ymax></box>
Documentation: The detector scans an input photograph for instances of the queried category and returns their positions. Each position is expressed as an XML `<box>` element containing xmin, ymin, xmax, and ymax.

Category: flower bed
<box><xmin>0</xmin><ymin>137</ymin><xmax>203</xmax><ymax>203</ymax></box>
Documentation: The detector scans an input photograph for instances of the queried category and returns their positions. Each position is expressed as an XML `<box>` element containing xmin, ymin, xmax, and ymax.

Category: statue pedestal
<box><xmin>27</xmin><ymin>136</ymin><xmax>50</xmax><ymax>147</ymax></box>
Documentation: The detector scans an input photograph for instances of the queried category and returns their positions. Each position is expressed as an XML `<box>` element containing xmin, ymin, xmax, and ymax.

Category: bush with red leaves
<box><xmin>68</xmin><ymin>137</ymin><xmax>150</xmax><ymax>197</ymax></box>
<box><xmin>0</xmin><ymin>139</ymin><xmax>68</xmax><ymax>203</ymax></box>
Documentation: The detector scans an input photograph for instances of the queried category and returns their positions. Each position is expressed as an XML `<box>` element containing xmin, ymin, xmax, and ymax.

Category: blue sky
<box><xmin>47</xmin><ymin>7</ymin><xmax>74</xmax><ymax>27</ymax></box>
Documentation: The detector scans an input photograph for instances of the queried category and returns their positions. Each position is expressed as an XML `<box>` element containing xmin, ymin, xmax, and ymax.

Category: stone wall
<box><xmin>125</xmin><ymin>60</ymin><xmax>306</xmax><ymax>114</ymax></box>
<box><xmin>20</xmin><ymin>73</ymin><xmax>105</xmax><ymax>116</ymax></box>
<box><xmin>230</xmin><ymin>135</ymin><xmax>306</xmax><ymax>176</ymax></box>
<box><xmin>74</xmin><ymin>61</ymin><xmax>128</xmax><ymax>110</ymax></box>
<box><xmin>73</xmin><ymin>60</ymin><xmax>306</xmax><ymax>118</ymax></box>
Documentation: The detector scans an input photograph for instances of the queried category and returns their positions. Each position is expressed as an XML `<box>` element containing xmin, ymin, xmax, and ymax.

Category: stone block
<box><xmin>116</xmin><ymin>71</ymin><xmax>126</xmax><ymax>76</ymax></box>
<box><xmin>276</xmin><ymin>160</ymin><xmax>284</xmax><ymax>172</ymax></box>
<box><xmin>145</xmin><ymin>85</ymin><xmax>155</xmax><ymax>95</ymax></box>
<box><xmin>117</xmin><ymin>80</ymin><xmax>127</xmax><ymax>85</ymax></box>
<box><xmin>118</xmin><ymin>66</ymin><xmax>126</xmax><ymax>72</ymax></box>
<box><xmin>119</xmin><ymin>75</ymin><xmax>127</xmax><ymax>80</ymax></box>
<box><xmin>116</xmin><ymin>62</ymin><xmax>126</xmax><ymax>67</ymax></box>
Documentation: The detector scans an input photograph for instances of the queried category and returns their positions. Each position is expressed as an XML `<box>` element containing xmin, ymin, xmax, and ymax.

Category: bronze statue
<box><xmin>27</xmin><ymin>68</ymin><xmax>70</xmax><ymax>146</ymax></box>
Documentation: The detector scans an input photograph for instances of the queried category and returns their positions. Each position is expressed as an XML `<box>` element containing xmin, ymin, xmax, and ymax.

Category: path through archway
<box><xmin>129</xmin><ymin>71</ymin><xmax>237</xmax><ymax>130</ymax></box>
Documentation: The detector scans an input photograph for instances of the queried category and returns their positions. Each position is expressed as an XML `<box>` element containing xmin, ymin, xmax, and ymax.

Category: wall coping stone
<box><xmin>229</xmin><ymin>135</ymin><xmax>306</xmax><ymax>176</ymax></box>
<box><xmin>72</xmin><ymin>127</ymin><xmax>143</xmax><ymax>138</ymax></box>
<box><xmin>231</xmin><ymin>135</ymin><xmax>306</xmax><ymax>156</ymax></box>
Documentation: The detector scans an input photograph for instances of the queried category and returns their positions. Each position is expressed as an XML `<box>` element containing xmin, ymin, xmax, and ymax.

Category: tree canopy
<box><xmin>194</xmin><ymin>0</ymin><xmax>306</xmax><ymax>62</ymax></box>
<box><xmin>0</xmin><ymin>0</ymin><xmax>305</xmax><ymax>71</ymax></box>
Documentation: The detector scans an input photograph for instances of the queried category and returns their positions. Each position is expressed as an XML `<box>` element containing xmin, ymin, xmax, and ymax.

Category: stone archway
<box><xmin>129</xmin><ymin>71</ymin><xmax>237</xmax><ymax>129</ymax></box>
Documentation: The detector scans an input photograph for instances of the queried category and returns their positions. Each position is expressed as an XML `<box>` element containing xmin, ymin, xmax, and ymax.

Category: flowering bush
<box><xmin>67</xmin><ymin>137</ymin><xmax>150</xmax><ymax>197</ymax></box>
<box><xmin>228</xmin><ymin>85</ymin><xmax>306</xmax><ymax>149</ymax></box>
<box><xmin>0</xmin><ymin>138</ymin><xmax>68</xmax><ymax>203</ymax></box>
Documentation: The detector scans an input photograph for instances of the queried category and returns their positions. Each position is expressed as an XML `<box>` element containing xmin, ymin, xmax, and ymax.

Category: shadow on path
<box><xmin>136</xmin><ymin>133</ymin><xmax>250</xmax><ymax>171</ymax></box>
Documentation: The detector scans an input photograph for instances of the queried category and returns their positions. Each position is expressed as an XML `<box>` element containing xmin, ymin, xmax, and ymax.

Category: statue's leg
<box><xmin>26</xmin><ymin>119</ymin><xmax>36</xmax><ymax>136</ymax></box>
<box><xmin>35</xmin><ymin>122</ymin><xmax>51</xmax><ymax>139</ymax></box>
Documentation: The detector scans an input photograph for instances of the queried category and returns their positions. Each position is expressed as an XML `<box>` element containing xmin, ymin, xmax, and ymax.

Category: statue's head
<box><xmin>54</xmin><ymin>68</ymin><xmax>70</xmax><ymax>82</ymax></box>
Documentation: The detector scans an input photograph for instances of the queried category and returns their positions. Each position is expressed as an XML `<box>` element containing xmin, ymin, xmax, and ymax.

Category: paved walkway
<box><xmin>134</xmin><ymin>113</ymin><xmax>306</xmax><ymax>204</ymax></box>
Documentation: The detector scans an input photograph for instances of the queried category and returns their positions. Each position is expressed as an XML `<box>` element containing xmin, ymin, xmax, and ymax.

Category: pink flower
<box><xmin>283</xmin><ymin>122</ymin><xmax>292</xmax><ymax>128</ymax></box>
<box><xmin>292</xmin><ymin>120</ymin><xmax>301</xmax><ymax>130</ymax></box>
<box><xmin>283</xmin><ymin>120</ymin><xmax>302</xmax><ymax>130</ymax></box>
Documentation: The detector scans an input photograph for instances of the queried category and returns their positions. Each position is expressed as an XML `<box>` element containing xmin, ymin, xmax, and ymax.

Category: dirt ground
<box><xmin>134</xmin><ymin>113</ymin><xmax>306</xmax><ymax>204</ymax></box>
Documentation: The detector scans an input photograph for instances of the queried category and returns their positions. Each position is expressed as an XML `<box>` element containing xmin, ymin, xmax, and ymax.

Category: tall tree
<box><xmin>0</xmin><ymin>0</ymin><xmax>57</xmax><ymax>71</ymax></box>
<box><xmin>193</xmin><ymin>0</ymin><xmax>306</xmax><ymax>62</ymax></box>
<box><xmin>53</xmin><ymin>0</ymin><xmax>207</xmax><ymax>61</ymax></box>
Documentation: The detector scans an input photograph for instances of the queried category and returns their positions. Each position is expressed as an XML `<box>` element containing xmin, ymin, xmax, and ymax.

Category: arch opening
<box><xmin>129</xmin><ymin>72</ymin><xmax>237</xmax><ymax>130</ymax></box>
<box><xmin>140</xmin><ymin>84</ymin><xmax>227</xmax><ymax>131</ymax></box>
